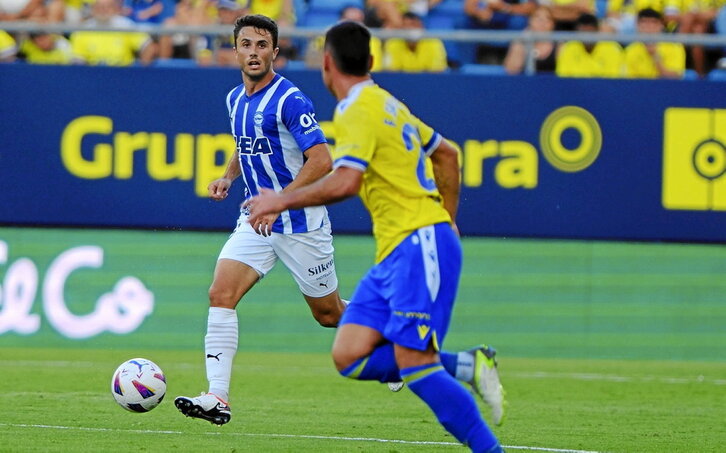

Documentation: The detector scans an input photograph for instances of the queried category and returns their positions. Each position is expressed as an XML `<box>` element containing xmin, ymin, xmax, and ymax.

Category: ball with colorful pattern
<box><xmin>111</xmin><ymin>358</ymin><xmax>166</xmax><ymax>412</ymax></box>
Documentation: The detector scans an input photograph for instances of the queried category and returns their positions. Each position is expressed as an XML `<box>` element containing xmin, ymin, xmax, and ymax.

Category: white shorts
<box><xmin>218</xmin><ymin>216</ymin><xmax>338</xmax><ymax>298</ymax></box>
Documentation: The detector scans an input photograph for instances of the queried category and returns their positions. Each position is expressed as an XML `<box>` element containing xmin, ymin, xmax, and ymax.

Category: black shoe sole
<box><xmin>174</xmin><ymin>397</ymin><xmax>231</xmax><ymax>426</ymax></box>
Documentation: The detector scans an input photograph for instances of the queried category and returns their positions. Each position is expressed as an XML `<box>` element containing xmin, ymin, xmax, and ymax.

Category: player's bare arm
<box><xmin>245</xmin><ymin>166</ymin><xmax>362</xmax><ymax>224</ymax></box>
<box><xmin>250</xmin><ymin>143</ymin><xmax>333</xmax><ymax>237</ymax></box>
<box><xmin>281</xmin><ymin>143</ymin><xmax>333</xmax><ymax>193</ymax></box>
<box><xmin>208</xmin><ymin>154</ymin><xmax>242</xmax><ymax>201</ymax></box>
<box><xmin>429</xmin><ymin>139</ymin><xmax>461</xmax><ymax>228</ymax></box>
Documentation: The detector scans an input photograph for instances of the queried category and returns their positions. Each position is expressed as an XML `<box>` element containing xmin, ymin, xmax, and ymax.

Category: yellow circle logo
<box><xmin>539</xmin><ymin>106</ymin><xmax>602</xmax><ymax>172</ymax></box>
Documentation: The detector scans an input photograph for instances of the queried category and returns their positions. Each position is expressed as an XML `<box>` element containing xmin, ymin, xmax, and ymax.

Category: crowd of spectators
<box><xmin>0</xmin><ymin>0</ymin><xmax>725</xmax><ymax>78</ymax></box>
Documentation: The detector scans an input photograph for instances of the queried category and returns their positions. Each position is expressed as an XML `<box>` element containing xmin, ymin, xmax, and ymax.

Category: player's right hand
<box><xmin>208</xmin><ymin>178</ymin><xmax>232</xmax><ymax>201</ymax></box>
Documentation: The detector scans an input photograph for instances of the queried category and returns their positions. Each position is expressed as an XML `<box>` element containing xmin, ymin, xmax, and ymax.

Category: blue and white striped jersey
<box><xmin>226</xmin><ymin>74</ymin><xmax>329</xmax><ymax>234</ymax></box>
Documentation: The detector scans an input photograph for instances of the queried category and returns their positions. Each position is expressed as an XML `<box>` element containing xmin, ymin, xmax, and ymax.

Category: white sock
<box><xmin>205</xmin><ymin>306</ymin><xmax>238</xmax><ymax>403</ymax></box>
<box><xmin>455</xmin><ymin>351</ymin><xmax>475</xmax><ymax>383</ymax></box>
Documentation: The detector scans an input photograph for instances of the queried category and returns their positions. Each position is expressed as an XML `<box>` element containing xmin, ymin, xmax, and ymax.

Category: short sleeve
<box><xmin>413</xmin><ymin>114</ymin><xmax>443</xmax><ymax>157</ymax></box>
<box><xmin>127</xmin><ymin>32</ymin><xmax>151</xmax><ymax>53</ymax></box>
<box><xmin>281</xmin><ymin>91</ymin><xmax>327</xmax><ymax>153</ymax></box>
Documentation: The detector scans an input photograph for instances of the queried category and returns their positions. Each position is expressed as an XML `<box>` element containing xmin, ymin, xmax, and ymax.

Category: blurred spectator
<box><xmin>19</xmin><ymin>33</ymin><xmax>73</xmax><ymax>64</ymax></box>
<box><xmin>246</xmin><ymin>0</ymin><xmax>294</xmax><ymax>26</ymax></box>
<box><xmin>304</xmin><ymin>4</ymin><xmax>383</xmax><ymax>71</ymax></box>
<box><xmin>537</xmin><ymin>0</ymin><xmax>594</xmax><ymax>30</ymax></box>
<box><xmin>242</xmin><ymin>1</ymin><xmax>297</xmax><ymax>68</ymax></box>
<box><xmin>679</xmin><ymin>0</ymin><xmax>722</xmax><ymax>76</ymax></box>
<box><xmin>603</xmin><ymin>0</ymin><xmax>680</xmax><ymax>33</ymax></box>
<box><xmin>159</xmin><ymin>0</ymin><xmax>216</xmax><ymax>62</ymax></box>
<box><xmin>368</xmin><ymin>0</ymin><xmax>442</xmax><ymax>28</ymax></box>
<box><xmin>70</xmin><ymin>0</ymin><xmax>157</xmax><ymax>65</ymax></box>
<box><xmin>556</xmin><ymin>13</ymin><xmax>625</xmax><ymax>77</ymax></box>
<box><xmin>123</xmin><ymin>0</ymin><xmax>165</xmax><ymax>24</ymax></box>
<box><xmin>0</xmin><ymin>30</ymin><xmax>17</xmax><ymax>62</ymax></box>
<box><xmin>0</xmin><ymin>0</ymin><xmax>46</xmax><ymax>21</ymax></box>
<box><xmin>504</xmin><ymin>5</ymin><xmax>556</xmax><ymax>74</ymax></box>
<box><xmin>52</xmin><ymin>0</ymin><xmax>97</xmax><ymax>23</ymax></box>
<box><xmin>383</xmin><ymin>11</ymin><xmax>447</xmax><ymax>71</ymax></box>
<box><xmin>212</xmin><ymin>0</ymin><xmax>247</xmax><ymax>67</ymax></box>
<box><xmin>464</xmin><ymin>0</ymin><xmax>535</xmax><ymax>31</ymax></box>
<box><xmin>624</xmin><ymin>8</ymin><xmax>685</xmax><ymax>78</ymax></box>
<box><xmin>464</xmin><ymin>0</ymin><xmax>536</xmax><ymax>63</ymax></box>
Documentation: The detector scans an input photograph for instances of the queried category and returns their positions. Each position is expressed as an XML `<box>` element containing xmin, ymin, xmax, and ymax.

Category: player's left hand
<box><xmin>250</xmin><ymin>213</ymin><xmax>279</xmax><ymax>237</ymax></box>
<box><xmin>243</xmin><ymin>188</ymin><xmax>287</xmax><ymax>230</ymax></box>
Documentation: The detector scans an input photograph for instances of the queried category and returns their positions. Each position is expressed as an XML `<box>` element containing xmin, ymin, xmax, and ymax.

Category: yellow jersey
<box><xmin>624</xmin><ymin>41</ymin><xmax>685</xmax><ymax>78</ymax></box>
<box><xmin>248</xmin><ymin>0</ymin><xmax>294</xmax><ymax>23</ymax></box>
<box><xmin>332</xmin><ymin>80</ymin><xmax>452</xmax><ymax>263</ymax></box>
<box><xmin>678</xmin><ymin>0</ymin><xmax>726</xmax><ymax>12</ymax></box>
<box><xmin>556</xmin><ymin>41</ymin><xmax>625</xmax><ymax>78</ymax></box>
<box><xmin>383</xmin><ymin>38</ymin><xmax>448</xmax><ymax>73</ymax></box>
<box><xmin>21</xmin><ymin>35</ymin><xmax>73</xmax><ymax>65</ymax></box>
<box><xmin>71</xmin><ymin>30</ymin><xmax>150</xmax><ymax>66</ymax></box>
<box><xmin>607</xmin><ymin>0</ymin><xmax>680</xmax><ymax>15</ymax></box>
<box><xmin>0</xmin><ymin>30</ymin><xmax>17</xmax><ymax>60</ymax></box>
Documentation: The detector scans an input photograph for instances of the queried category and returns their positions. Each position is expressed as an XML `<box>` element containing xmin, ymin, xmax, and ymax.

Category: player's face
<box><xmin>235</xmin><ymin>26</ymin><xmax>279</xmax><ymax>81</ymax></box>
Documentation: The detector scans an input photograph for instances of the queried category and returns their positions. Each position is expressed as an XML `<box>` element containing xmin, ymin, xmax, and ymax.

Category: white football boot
<box><xmin>470</xmin><ymin>345</ymin><xmax>506</xmax><ymax>426</ymax></box>
<box><xmin>175</xmin><ymin>393</ymin><xmax>231</xmax><ymax>425</ymax></box>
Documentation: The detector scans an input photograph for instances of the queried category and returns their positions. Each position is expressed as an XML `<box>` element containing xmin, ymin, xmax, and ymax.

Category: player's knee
<box><xmin>331</xmin><ymin>344</ymin><xmax>355</xmax><ymax>373</ymax></box>
<box><xmin>313</xmin><ymin>309</ymin><xmax>340</xmax><ymax>328</ymax></box>
<box><xmin>208</xmin><ymin>286</ymin><xmax>238</xmax><ymax>309</ymax></box>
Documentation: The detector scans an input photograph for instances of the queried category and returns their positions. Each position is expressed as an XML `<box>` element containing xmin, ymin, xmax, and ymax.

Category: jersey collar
<box><xmin>345</xmin><ymin>79</ymin><xmax>375</xmax><ymax>101</ymax></box>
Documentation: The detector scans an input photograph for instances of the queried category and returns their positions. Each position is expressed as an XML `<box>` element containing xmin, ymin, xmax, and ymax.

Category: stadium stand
<box><xmin>460</xmin><ymin>62</ymin><xmax>508</xmax><ymax>75</ymax></box>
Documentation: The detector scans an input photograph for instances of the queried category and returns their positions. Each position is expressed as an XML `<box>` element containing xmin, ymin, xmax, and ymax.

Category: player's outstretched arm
<box><xmin>208</xmin><ymin>154</ymin><xmax>242</xmax><ymax>201</ymax></box>
<box><xmin>429</xmin><ymin>139</ymin><xmax>461</xmax><ymax>225</ymax></box>
<box><xmin>245</xmin><ymin>167</ymin><xmax>362</xmax><ymax>224</ymax></box>
<box><xmin>281</xmin><ymin>143</ymin><xmax>333</xmax><ymax>194</ymax></box>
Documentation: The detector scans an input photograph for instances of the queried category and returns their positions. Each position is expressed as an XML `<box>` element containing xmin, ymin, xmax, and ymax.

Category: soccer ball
<box><xmin>111</xmin><ymin>358</ymin><xmax>166</xmax><ymax>412</ymax></box>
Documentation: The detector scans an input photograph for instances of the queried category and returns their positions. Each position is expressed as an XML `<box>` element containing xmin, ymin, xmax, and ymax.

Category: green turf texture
<box><xmin>1</xmin><ymin>348</ymin><xmax>725</xmax><ymax>452</ymax></box>
<box><xmin>0</xmin><ymin>229</ymin><xmax>725</xmax><ymax>451</ymax></box>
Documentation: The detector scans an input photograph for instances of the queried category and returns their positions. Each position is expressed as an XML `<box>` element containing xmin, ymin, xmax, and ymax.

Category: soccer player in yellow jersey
<box><xmin>247</xmin><ymin>21</ymin><xmax>505</xmax><ymax>452</ymax></box>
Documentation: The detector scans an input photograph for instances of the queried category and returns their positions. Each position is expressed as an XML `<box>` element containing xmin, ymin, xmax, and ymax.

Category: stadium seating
<box><xmin>425</xmin><ymin>0</ymin><xmax>464</xmax><ymax>29</ymax></box>
<box><xmin>707</xmin><ymin>69</ymin><xmax>726</xmax><ymax>81</ymax></box>
<box><xmin>683</xmin><ymin>69</ymin><xmax>700</xmax><ymax>80</ymax></box>
<box><xmin>307</xmin><ymin>0</ymin><xmax>363</xmax><ymax>14</ymax></box>
<box><xmin>154</xmin><ymin>58</ymin><xmax>199</xmax><ymax>68</ymax></box>
<box><xmin>459</xmin><ymin>63</ymin><xmax>507</xmax><ymax>75</ymax></box>
<box><xmin>595</xmin><ymin>0</ymin><xmax>608</xmax><ymax>18</ymax></box>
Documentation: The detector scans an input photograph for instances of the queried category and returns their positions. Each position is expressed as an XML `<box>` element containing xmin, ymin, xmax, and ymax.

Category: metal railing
<box><xmin>2</xmin><ymin>20</ymin><xmax>725</xmax><ymax>75</ymax></box>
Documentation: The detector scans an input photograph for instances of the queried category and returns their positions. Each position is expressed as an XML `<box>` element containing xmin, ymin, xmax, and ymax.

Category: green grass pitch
<box><xmin>0</xmin><ymin>230</ymin><xmax>724</xmax><ymax>452</ymax></box>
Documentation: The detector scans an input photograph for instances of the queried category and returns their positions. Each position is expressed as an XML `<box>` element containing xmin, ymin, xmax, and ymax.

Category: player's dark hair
<box><xmin>637</xmin><ymin>7</ymin><xmax>662</xmax><ymax>21</ymax></box>
<box><xmin>233</xmin><ymin>14</ymin><xmax>278</xmax><ymax>48</ymax></box>
<box><xmin>324</xmin><ymin>21</ymin><xmax>370</xmax><ymax>76</ymax></box>
<box><xmin>576</xmin><ymin>13</ymin><xmax>598</xmax><ymax>28</ymax></box>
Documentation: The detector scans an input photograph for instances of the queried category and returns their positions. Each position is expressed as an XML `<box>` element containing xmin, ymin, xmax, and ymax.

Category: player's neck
<box><xmin>334</xmin><ymin>75</ymin><xmax>372</xmax><ymax>100</ymax></box>
<box><xmin>242</xmin><ymin>70</ymin><xmax>277</xmax><ymax>96</ymax></box>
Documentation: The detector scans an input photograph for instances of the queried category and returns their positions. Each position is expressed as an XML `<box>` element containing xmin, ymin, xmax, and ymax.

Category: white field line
<box><xmin>509</xmin><ymin>371</ymin><xmax>726</xmax><ymax>385</ymax></box>
<box><xmin>0</xmin><ymin>423</ymin><xmax>604</xmax><ymax>453</ymax></box>
<box><xmin>1</xmin><ymin>359</ymin><xmax>723</xmax><ymax>386</ymax></box>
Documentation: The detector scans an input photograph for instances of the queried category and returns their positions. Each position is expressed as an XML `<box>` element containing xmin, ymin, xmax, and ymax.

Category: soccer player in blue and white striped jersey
<box><xmin>174</xmin><ymin>15</ymin><xmax>347</xmax><ymax>426</ymax></box>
